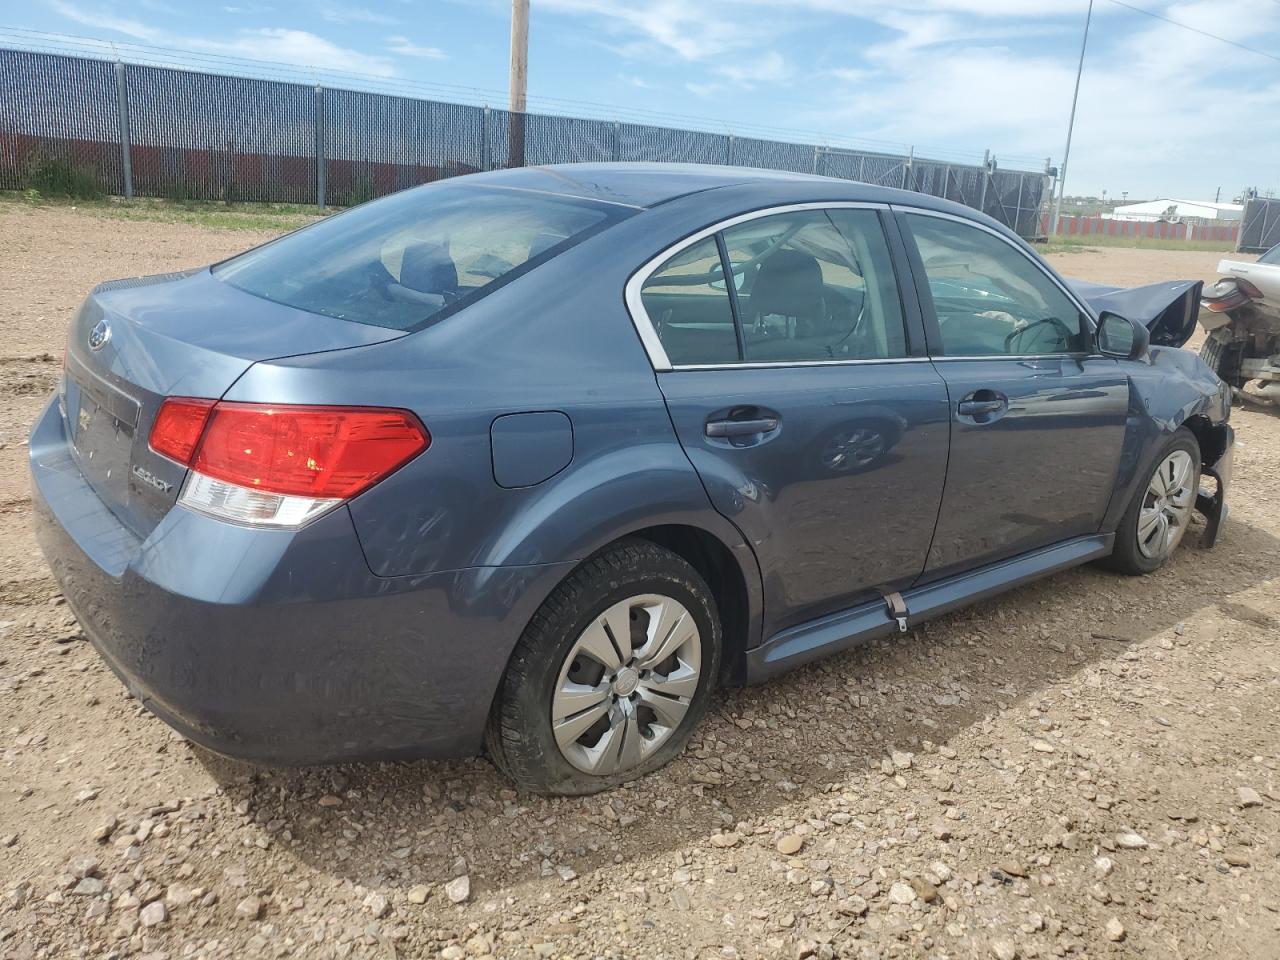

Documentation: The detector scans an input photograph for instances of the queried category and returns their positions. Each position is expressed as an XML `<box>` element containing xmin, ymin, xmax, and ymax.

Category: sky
<box><xmin>5</xmin><ymin>0</ymin><xmax>1280</xmax><ymax>199</ymax></box>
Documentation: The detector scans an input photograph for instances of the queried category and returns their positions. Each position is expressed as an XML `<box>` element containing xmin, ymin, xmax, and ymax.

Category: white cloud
<box><xmin>712</xmin><ymin>50</ymin><xmax>789</xmax><ymax>88</ymax></box>
<box><xmin>320</xmin><ymin>4</ymin><xmax>399</xmax><ymax>26</ymax></box>
<box><xmin>386</xmin><ymin>35</ymin><xmax>446</xmax><ymax>59</ymax></box>
<box><xmin>540</xmin><ymin>0</ymin><xmax>1280</xmax><ymax>194</ymax></box>
<box><xmin>618</xmin><ymin>72</ymin><xmax>654</xmax><ymax>89</ymax></box>
<box><xmin>537</xmin><ymin>0</ymin><xmax>761</xmax><ymax>60</ymax></box>
<box><xmin>816</xmin><ymin>0</ymin><xmax>1280</xmax><ymax>194</ymax></box>
<box><xmin>49</xmin><ymin>0</ymin><xmax>398</xmax><ymax>75</ymax></box>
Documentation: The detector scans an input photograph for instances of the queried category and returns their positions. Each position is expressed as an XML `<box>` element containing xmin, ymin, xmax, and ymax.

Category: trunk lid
<box><xmin>61</xmin><ymin>268</ymin><xmax>405</xmax><ymax>538</ymax></box>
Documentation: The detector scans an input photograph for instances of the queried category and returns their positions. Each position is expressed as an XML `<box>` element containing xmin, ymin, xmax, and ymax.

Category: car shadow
<box><xmin>192</xmin><ymin>513</ymin><xmax>1280</xmax><ymax>902</ymax></box>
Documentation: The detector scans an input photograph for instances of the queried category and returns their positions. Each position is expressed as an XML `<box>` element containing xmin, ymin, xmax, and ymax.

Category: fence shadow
<box><xmin>193</xmin><ymin>514</ymin><xmax>1280</xmax><ymax>903</ymax></box>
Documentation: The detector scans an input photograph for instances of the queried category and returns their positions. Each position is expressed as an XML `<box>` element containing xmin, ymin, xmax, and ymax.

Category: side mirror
<box><xmin>1096</xmin><ymin>312</ymin><xmax>1149</xmax><ymax>360</ymax></box>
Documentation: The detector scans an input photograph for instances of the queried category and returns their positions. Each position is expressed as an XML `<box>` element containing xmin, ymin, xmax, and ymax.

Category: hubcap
<box><xmin>1138</xmin><ymin>449</ymin><xmax>1196</xmax><ymax>560</ymax></box>
<box><xmin>551</xmin><ymin>593</ymin><xmax>701</xmax><ymax>776</ymax></box>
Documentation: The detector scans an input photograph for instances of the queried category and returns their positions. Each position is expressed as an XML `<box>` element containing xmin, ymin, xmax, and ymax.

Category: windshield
<box><xmin>214</xmin><ymin>184</ymin><xmax>625</xmax><ymax>330</ymax></box>
<box><xmin>1260</xmin><ymin>244</ymin><xmax>1280</xmax><ymax>266</ymax></box>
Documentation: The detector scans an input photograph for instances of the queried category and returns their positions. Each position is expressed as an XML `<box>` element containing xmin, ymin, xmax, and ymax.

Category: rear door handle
<box><xmin>705</xmin><ymin>417</ymin><xmax>780</xmax><ymax>438</ymax></box>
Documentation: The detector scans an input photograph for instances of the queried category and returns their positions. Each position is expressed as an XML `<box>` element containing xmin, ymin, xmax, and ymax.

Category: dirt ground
<box><xmin>1</xmin><ymin>203</ymin><xmax>1277</xmax><ymax>960</ymax></box>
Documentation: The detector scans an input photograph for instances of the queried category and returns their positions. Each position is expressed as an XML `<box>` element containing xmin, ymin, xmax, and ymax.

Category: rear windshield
<box><xmin>213</xmin><ymin>183</ymin><xmax>625</xmax><ymax>330</ymax></box>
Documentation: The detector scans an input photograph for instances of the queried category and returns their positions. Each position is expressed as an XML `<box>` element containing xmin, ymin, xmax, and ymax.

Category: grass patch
<box><xmin>0</xmin><ymin>191</ymin><xmax>328</xmax><ymax>232</ymax></box>
<box><xmin>1040</xmin><ymin>234</ymin><xmax>1237</xmax><ymax>254</ymax></box>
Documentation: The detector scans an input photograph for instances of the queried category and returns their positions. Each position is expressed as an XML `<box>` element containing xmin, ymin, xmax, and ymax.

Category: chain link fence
<box><xmin>0</xmin><ymin>46</ymin><xmax>1050</xmax><ymax>236</ymax></box>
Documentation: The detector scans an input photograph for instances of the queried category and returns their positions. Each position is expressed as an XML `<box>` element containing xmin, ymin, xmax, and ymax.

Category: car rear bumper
<box><xmin>29</xmin><ymin>396</ymin><xmax>571</xmax><ymax>765</ymax></box>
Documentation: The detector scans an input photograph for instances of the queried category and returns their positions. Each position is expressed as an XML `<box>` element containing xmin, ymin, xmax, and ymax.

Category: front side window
<box><xmin>905</xmin><ymin>213</ymin><xmax>1088</xmax><ymax>357</ymax></box>
<box><xmin>722</xmin><ymin>210</ymin><xmax>907</xmax><ymax>363</ymax></box>
<box><xmin>215</xmin><ymin>184</ymin><xmax>622</xmax><ymax>331</ymax></box>
<box><xmin>1259</xmin><ymin>244</ymin><xmax>1279</xmax><ymax>266</ymax></box>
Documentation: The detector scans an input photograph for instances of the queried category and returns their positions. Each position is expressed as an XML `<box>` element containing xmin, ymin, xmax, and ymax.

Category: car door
<box><xmin>629</xmin><ymin>205</ymin><xmax>952</xmax><ymax>636</ymax></box>
<box><xmin>896</xmin><ymin>208</ymin><xmax>1129</xmax><ymax>580</ymax></box>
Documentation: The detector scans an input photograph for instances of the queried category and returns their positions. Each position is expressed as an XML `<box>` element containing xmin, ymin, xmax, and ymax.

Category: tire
<box><xmin>1102</xmin><ymin>428</ymin><xmax>1201</xmax><ymax>576</ymax></box>
<box><xmin>485</xmin><ymin>540</ymin><xmax>721</xmax><ymax>795</ymax></box>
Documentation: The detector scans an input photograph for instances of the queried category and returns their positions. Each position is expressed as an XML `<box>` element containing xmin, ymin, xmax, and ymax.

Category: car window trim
<box><xmin>891</xmin><ymin>205</ymin><xmax>1103</xmax><ymax>361</ymax></box>
<box><xmin>625</xmin><ymin>201</ymin><xmax>910</xmax><ymax>372</ymax></box>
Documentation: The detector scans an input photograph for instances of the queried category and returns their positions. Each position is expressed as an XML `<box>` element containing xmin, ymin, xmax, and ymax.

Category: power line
<box><xmin>1105</xmin><ymin>0</ymin><xmax>1280</xmax><ymax>63</ymax></box>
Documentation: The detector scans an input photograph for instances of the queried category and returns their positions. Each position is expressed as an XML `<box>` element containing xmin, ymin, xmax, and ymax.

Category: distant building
<box><xmin>1108</xmin><ymin>199</ymin><xmax>1244</xmax><ymax>223</ymax></box>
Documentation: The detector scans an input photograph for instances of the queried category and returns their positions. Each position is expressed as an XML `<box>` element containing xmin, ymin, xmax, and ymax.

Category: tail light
<box><xmin>150</xmin><ymin>399</ymin><xmax>429</xmax><ymax>527</ymax></box>
<box><xmin>1204</xmin><ymin>278</ymin><xmax>1262</xmax><ymax>313</ymax></box>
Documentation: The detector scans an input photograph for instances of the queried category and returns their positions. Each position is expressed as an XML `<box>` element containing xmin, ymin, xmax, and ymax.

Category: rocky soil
<box><xmin>1</xmin><ymin>203</ymin><xmax>1277</xmax><ymax>960</ymax></box>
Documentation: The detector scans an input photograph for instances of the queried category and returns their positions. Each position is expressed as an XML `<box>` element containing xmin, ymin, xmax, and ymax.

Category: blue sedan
<box><xmin>30</xmin><ymin>164</ymin><xmax>1232</xmax><ymax>794</ymax></box>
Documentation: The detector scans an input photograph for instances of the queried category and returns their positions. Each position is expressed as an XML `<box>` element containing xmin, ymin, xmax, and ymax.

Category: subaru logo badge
<box><xmin>88</xmin><ymin>318</ymin><xmax>111</xmax><ymax>351</ymax></box>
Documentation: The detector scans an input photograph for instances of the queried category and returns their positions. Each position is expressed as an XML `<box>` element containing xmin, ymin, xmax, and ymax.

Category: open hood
<box><xmin>1067</xmin><ymin>278</ymin><xmax>1203</xmax><ymax>348</ymax></box>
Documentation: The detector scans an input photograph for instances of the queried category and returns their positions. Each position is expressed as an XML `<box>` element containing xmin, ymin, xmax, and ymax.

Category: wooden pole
<box><xmin>507</xmin><ymin>0</ymin><xmax>529</xmax><ymax>168</ymax></box>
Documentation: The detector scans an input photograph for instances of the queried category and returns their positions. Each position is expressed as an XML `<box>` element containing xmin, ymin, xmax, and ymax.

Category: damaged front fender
<box><xmin>1103</xmin><ymin>343</ymin><xmax>1233</xmax><ymax>547</ymax></box>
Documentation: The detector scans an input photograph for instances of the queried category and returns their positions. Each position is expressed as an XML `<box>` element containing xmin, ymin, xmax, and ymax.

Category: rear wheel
<box><xmin>1103</xmin><ymin>428</ymin><xmax>1200</xmax><ymax>576</ymax></box>
<box><xmin>485</xmin><ymin>540</ymin><xmax>720</xmax><ymax>795</ymax></box>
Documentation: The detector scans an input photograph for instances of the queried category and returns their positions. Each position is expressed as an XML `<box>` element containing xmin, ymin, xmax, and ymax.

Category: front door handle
<box><xmin>706</xmin><ymin>417</ymin><xmax>780</xmax><ymax>438</ymax></box>
<box><xmin>957</xmin><ymin>390</ymin><xmax>1009</xmax><ymax>423</ymax></box>
<box><xmin>957</xmin><ymin>399</ymin><xmax>1004</xmax><ymax>416</ymax></box>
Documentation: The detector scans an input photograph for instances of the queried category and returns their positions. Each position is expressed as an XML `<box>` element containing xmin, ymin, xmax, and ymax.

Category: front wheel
<box><xmin>485</xmin><ymin>540</ymin><xmax>721</xmax><ymax>795</ymax></box>
<box><xmin>1103</xmin><ymin>429</ymin><xmax>1201</xmax><ymax>576</ymax></box>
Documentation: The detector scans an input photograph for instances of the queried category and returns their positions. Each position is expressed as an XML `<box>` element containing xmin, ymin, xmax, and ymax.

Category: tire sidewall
<box><xmin>1115</xmin><ymin>430</ymin><xmax>1201</xmax><ymax>574</ymax></box>
<box><xmin>499</xmin><ymin>548</ymin><xmax>721</xmax><ymax>795</ymax></box>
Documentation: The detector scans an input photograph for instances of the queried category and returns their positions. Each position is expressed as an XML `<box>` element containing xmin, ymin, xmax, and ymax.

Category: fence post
<box><xmin>481</xmin><ymin>106</ymin><xmax>491</xmax><ymax>172</ymax></box>
<box><xmin>314</xmin><ymin>84</ymin><xmax>325</xmax><ymax>209</ymax></box>
<box><xmin>857</xmin><ymin>153</ymin><xmax>866</xmax><ymax>183</ymax></box>
<box><xmin>902</xmin><ymin>146</ymin><xmax>913</xmax><ymax>190</ymax></box>
<box><xmin>612</xmin><ymin>121</ymin><xmax>621</xmax><ymax>162</ymax></box>
<box><xmin>1014</xmin><ymin>173</ymin><xmax>1025</xmax><ymax>235</ymax></box>
<box><xmin>113</xmin><ymin>61</ymin><xmax>133</xmax><ymax>199</ymax></box>
<box><xmin>979</xmin><ymin>151</ymin><xmax>990</xmax><ymax>214</ymax></box>
<box><xmin>726</xmin><ymin>134</ymin><xmax>735</xmax><ymax>166</ymax></box>
<box><xmin>812</xmin><ymin>146</ymin><xmax>821</xmax><ymax>175</ymax></box>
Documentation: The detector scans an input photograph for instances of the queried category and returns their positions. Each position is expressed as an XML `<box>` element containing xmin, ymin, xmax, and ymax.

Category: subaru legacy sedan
<box><xmin>31</xmin><ymin>164</ymin><xmax>1232</xmax><ymax>794</ymax></box>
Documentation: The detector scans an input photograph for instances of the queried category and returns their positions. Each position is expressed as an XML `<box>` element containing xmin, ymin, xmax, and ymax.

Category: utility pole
<box><xmin>1051</xmin><ymin>0</ymin><xmax>1093</xmax><ymax>237</ymax></box>
<box><xmin>507</xmin><ymin>0</ymin><xmax>529</xmax><ymax>169</ymax></box>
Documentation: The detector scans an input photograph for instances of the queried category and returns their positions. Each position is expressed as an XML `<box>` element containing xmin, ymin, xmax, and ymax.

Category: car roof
<box><xmin>467</xmin><ymin>162</ymin><xmax>961</xmax><ymax>212</ymax></box>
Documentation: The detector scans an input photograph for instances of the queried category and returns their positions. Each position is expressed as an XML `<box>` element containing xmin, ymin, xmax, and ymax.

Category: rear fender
<box><xmin>471</xmin><ymin>441</ymin><xmax>765</xmax><ymax>651</ymax></box>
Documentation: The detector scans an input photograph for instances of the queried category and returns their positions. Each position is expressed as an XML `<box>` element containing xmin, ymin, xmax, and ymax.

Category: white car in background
<box><xmin>1200</xmin><ymin>243</ymin><xmax>1280</xmax><ymax>403</ymax></box>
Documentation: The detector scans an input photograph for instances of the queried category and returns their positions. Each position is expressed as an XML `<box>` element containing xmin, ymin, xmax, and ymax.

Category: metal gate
<box><xmin>1238</xmin><ymin>197</ymin><xmax>1280</xmax><ymax>254</ymax></box>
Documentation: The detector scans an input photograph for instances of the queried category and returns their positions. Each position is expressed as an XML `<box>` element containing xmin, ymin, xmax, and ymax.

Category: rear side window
<box><xmin>214</xmin><ymin>184</ymin><xmax>623</xmax><ymax>331</ymax></box>
<box><xmin>722</xmin><ymin>209</ymin><xmax>906</xmax><ymax>362</ymax></box>
<box><xmin>639</xmin><ymin>207</ymin><xmax>907</xmax><ymax>367</ymax></box>
<box><xmin>640</xmin><ymin>237</ymin><xmax>740</xmax><ymax>366</ymax></box>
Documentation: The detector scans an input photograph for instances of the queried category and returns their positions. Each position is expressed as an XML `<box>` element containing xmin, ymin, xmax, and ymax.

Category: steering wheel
<box><xmin>1004</xmin><ymin>316</ymin><xmax>1075</xmax><ymax>355</ymax></box>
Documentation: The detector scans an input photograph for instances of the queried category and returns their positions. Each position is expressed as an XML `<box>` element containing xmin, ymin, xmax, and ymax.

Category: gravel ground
<box><xmin>1</xmin><ymin>203</ymin><xmax>1278</xmax><ymax>960</ymax></box>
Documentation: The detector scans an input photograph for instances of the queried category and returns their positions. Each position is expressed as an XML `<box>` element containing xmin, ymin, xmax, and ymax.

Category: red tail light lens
<box><xmin>193</xmin><ymin>403</ymin><xmax>429</xmax><ymax>499</ymax></box>
<box><xmin>150</xmin><ymin>398</ymin><xmax>216</xmax><ymax>464</ymax></box>
<box><xmin>150</xmin><ymin>399</ymin><xmax>430</xmax><ymax>499</ymax></box>
<box><xmin>1237</xmin><ymin>278</ymin><xmax>1263</xmax><ymax>300</ymax></box>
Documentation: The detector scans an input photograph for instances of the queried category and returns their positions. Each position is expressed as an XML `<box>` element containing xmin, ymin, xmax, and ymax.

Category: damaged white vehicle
<box><xmin>1199</xmin><ymin>243</ymin><xmax>1280</xmax><ymax>404</ymax></box>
